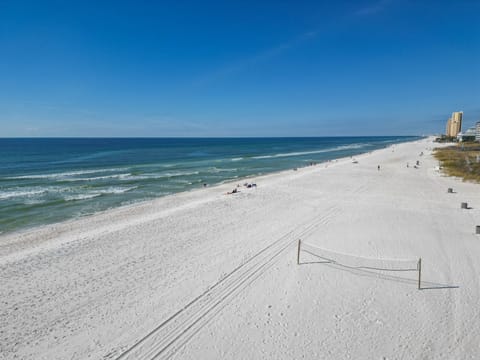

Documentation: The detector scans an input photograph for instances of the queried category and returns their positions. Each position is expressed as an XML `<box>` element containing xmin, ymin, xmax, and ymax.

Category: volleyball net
<box><xmin>296</xmin><ymin>240</ymin><xmax>422</xmax><ymax>289</ymax></box>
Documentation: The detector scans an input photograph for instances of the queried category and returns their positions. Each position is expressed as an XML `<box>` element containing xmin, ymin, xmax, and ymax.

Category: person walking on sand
<box><xmin>377</xmin><ymin>165</ymin><xmax>380</xmax><ymax>171</ymax></box>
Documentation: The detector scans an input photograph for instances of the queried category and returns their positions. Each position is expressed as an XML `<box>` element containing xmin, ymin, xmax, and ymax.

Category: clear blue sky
<box><xmin>0</xmin><ymin>0</ymin><xmax>479</xmax><ymax>137</ymax></box>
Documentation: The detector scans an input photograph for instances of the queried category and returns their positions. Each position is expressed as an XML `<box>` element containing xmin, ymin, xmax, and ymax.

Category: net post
<box><xmin>297</xmin><ymin>239</ymin><xmax>301</xmax><ymax>265</ymax></box>
<box><xmin>417</xmin><ymin>258</ymin><xmax>422</xmax><ymax>290</ymax></box>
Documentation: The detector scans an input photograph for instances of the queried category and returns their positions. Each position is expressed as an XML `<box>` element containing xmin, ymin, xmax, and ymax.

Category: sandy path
<box><xmin>1</xmin><ymin>137</ymin><xmax>480</xmax><ymax>359</ymax></box>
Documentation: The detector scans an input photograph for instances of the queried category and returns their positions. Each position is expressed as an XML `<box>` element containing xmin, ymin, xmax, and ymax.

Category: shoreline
<box><xmin>0</xmin><ymin>136</ymin><xmax>420</xmax><ymax>243</ymax></box>
<box><xmin>1</xmin><ymin>136</ymin><xmax>419</xmax><ymax>238</ymax></box>
<box><xmin>4</xmin><ymin>135</ymin><xmax>480</xmax><ymax>359</ymax></box>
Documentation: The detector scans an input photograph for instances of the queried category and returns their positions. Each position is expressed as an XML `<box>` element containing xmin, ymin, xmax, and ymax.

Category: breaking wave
<box><xmin>251</xmin><ymin>144</ymin><xmax>367</xmax><ymax>159</ymax></box>
<box><xmin>6</xmin><ymin>168</ymin><xmax>129</xmax><ymax>180</ymax></box>
<box><xmin>64</xmin><ymin>193</ymin><xmax>102</xmax><ymax>201</ymax></box>
<box><xmin>63</xmin><ymin>186</ymin><xmax>137</xmax><ymax>201</ymax></box>
<box><xmin>0</xmin><ymin>189</ymin><xmax>47</xmax><ymax>200</ymax></box>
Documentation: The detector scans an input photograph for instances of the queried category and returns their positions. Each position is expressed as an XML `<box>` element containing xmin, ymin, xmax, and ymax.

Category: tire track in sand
<box><xmin>112</xmin><ymin>206</ymin><xmax>340</xmax><ymax>360</ymax></box>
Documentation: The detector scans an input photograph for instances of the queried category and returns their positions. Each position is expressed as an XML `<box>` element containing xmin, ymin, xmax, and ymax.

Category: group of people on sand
<box><xmin>226</xmin><ymin>182</ymin><xmax>257</xmax><ymax>195</ymax></box>
<box><xmin>406</xmin><ymin>159</ymin><xmax>420</xmax><ymax>169</ymax></box>
<box><xmin>226</xmin><ymin>147</ymin><xmax>425</xmax><ymax>195</ymax></box>
<box><xmin>406</xmin><ymin>152</ymin><xmax>423</xmax><ymax>169</ymax></box>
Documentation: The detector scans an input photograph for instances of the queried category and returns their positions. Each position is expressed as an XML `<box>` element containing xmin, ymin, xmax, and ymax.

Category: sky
<box><xmin>0</xmin><ymin>0</ymin><xmax>479</xmax><ymax>137</ymax></box>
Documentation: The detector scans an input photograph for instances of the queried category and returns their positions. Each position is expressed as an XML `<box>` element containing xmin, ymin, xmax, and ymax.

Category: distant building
<box><xmin>476</xmin><ymin>121</ymin><xmax>480</xmax><ymax>142</ymax></box>
<box><xmin>457</xmin><ymin>127</ymin><xmax>476</xmax><ymax>142</ymax></box>
<box><xmin>450</xmin><ymin>111</ymin><xmax>463</xmax><ymax>137</ymax></box>
<box><xmin>445</xmin><ymin>111</ymin><xmax>463</xmax><ymax>137</ymax></box>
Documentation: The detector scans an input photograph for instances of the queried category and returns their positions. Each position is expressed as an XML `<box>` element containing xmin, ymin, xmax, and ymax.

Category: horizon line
<box><xmin>0</xmin><ymin>135</ymin><xmax>426</xmax><ymax>139</ymax></box>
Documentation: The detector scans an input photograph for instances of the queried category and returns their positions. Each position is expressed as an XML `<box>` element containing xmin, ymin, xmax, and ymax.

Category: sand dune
<box><xmin>2</xmin><ymin>137</ymin><xmax>480</xmax><ymax>359</ymax></box>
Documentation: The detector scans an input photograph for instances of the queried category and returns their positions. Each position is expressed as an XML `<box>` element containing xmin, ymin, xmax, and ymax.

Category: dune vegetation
<box><xmin>434</xmin><ymin>143</ymin><xmax>480</xmax><ymax>182</ymax></box>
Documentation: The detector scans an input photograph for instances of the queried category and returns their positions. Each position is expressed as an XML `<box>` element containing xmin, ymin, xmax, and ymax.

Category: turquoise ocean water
<box><xmin>0</xmin><ymin>137</ymin><xmax>420</xmax><ymax>234</ymax></box>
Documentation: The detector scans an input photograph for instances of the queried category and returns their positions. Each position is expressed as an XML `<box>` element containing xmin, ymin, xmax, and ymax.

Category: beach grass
<box><xmin>434</xmin><ymin>143</ymin><xmax>480</xmax><ymax>182</ymax></box>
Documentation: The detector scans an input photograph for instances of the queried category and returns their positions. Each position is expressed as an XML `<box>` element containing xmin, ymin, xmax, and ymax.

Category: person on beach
<box><xmin>378</xmin><ymin>165</ymin><xmax>380</xmax><ymax>171</ymax></box>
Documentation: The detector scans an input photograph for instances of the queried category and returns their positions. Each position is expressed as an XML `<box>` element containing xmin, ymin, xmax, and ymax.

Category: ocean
<box><xmin>0</xmin><ymin>136</ymin><xmax>419</xmax><ymax>234</ymax></box>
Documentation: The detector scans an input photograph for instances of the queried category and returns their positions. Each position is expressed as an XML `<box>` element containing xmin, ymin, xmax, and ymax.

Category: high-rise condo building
<box><xmin>446</xmin><ymin>118</ymin><xmax>452</xmax><ymax>136</ymax></box>
<box><xmin>449</xmin><ymin>111</ymin><xmax>463</xmax><ymax>137</ymax></box>
<box><xmin>445</xmin><ymin>111</ymin><xmax>463</xmax><ymax>137</ymax></box>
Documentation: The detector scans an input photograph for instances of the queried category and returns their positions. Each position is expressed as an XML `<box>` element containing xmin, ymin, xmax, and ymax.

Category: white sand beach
<box><xmin>1</xmin><ymin>137</ymin><xmax>480</xmax><ymax>359</ymax></box>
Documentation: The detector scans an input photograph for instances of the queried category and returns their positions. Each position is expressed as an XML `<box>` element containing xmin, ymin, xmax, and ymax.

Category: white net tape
<box><xmin>301</xmin><ymin>242</ymin><xmax>419</xmax><ymax>271</ymax></box>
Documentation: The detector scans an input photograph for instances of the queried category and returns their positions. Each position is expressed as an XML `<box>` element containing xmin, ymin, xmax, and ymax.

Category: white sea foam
<box><xmin>161</xmin><ymin>171</ymin><xmax>200</xmax><ymax>177</ymax></box>
<box><xmin>0</xmin><ymin>189</ymin><xmax>47</xmax><ymax>200</ymax></box>
<box><xmin>132</xmin><ymin>171</ymin><xmax>200</xmax><ymax>180</ymax></box>
<box><xmin>64</xmin><ymin>193</ymin><xmax>102</xmax><ymax>201</ymax></box>
<box><xmin>171</xmin><ymin>179</ymin><xmax>193</xmax><ymax>185</ymax></box>
<box><xmin>251</xmin><ymin>144</ymin><xmax>366</xmax><ymax>159</ymax></box>
<box><xmin>63</xmin><ymin>186</ymin><xmax>137</xmax><ymax>201</ymax></box>
<box><xmin>335</xmin><ymin>144</ymin><xmax>367</xmax><ymax>151</ymax></box>
<box><xmin>208</xmin><ymin>167</ymin><xmax>238</xmax><ymax>173</ymax></box>
<box><xmin>231</xmin><ymin>157</ymin><xmax>243</xmax><ymax>161</ymax></box>
<box><xmin>118</xmin><ymin>174</ymin><xmax>151</xmax><ymax>180</ymax></box>
<box><xmin>54</xmin><ymin>171</ymin><xmax>198</xmax><ymax>182</ymax></box>
<box><xmin>97</xmin><ymin>186</ymin><xmax>138</xmax><ymax>194</ymax></box>
<box><xmin>62</xmin><ymin>173</ymin><xmax>132</xmax><ymax>181</ymax></box>
<box><xmin>6</xmin><ymin>168</ymin><xmax>129</xmax><ymax>180</ymax></box>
